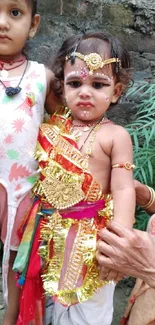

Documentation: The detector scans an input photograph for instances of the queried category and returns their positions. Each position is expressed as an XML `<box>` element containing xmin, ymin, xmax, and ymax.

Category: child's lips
<box><xmin>0</xmin><ymin>35</ymin><xmax>10</xmax><ymax>40</ymax></box>
<box><xmin>77</xmin><ymin>102</ymin><xmax>94</xmax><ymax>108</ymax></box>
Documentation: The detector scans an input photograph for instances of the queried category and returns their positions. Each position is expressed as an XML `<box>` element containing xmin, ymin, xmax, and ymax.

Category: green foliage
<box><xmin>134</xmin><ymin>209</ymin><xmax>150</xmax><ymax>231</ymax></box>
<box><xmin>126</xmin><ymin>80</ymin><xmax>155</xmax><ymax>230</ymax></box>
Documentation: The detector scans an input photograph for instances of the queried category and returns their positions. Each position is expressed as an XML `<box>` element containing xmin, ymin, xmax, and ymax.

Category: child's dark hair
<box><xmin>27</xmin><ymin>0</ymin><xmax>38</xmax><ymax>16</ymax></box>
<box><xmin>52</xmin><ymin>32</ymin><xmax>131</xmax><ymax>87</ymax></box>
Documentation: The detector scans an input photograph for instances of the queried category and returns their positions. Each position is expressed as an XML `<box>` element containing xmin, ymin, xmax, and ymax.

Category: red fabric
<box><xmin>130</xmin><ymin>294</ymin><xmax>136</xmax><ymax>304</ymax></box>
<box><xmin>120</xmin><ymin>316</ymin><xmax>128</xmax><ymax>325</ymax></box>
<box><xmin>16</xmin><ymin>216</ymin><xmax>45</xmax><ymax>325</ymax></box>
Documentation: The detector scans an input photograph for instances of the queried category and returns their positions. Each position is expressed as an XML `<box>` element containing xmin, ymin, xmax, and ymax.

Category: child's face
<box><xmin>64</xmin><ymin>57</ymin><xmax>123</xmax><ymax>122</ymax></box>
<box><xmin>0</xmin><ymin>0</ymin><xmax>40</xmax><ymax>59</ymax></box>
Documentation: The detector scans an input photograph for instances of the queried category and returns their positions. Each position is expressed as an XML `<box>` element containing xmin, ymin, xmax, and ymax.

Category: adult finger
<box><xmin>96</xmin><ymin>238</ymin><xmax>119</xmax><ymax>260</ymax></box>
<box><xmin>99</xmin><ymin>227</ymin><xmax>123</xmax><ymax>247</ymax></box>
<box><xmin>104</xmin><ymin>220</ymin><xmax>135</xmax><ymax>239</ymax></box>
<box><xmin>99</xmin><ymin>221</ymin><xmax>143</xmax><ymax>251</ymax></box>
<box><xmin>96</xmin><ymin>250</ymin><xmax>118</xmax><ymax>270</ymax></box>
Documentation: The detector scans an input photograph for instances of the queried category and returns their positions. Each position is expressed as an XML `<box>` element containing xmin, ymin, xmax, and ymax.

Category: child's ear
<box><xmin>111</xmin><ymin>82</ymin><xmax>124</xmax><ymax>103</ymax></box>
<box><xmin>29</xmin><ymin>14</ymin><xmax>40</xmax><ymax>39</ymax></box>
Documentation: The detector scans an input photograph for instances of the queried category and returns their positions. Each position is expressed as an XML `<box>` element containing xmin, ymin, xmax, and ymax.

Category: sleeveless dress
<box><xmin>0</xmin><ymin>61</ymin><xmax>47</xmax><ymax>301</ymax></box>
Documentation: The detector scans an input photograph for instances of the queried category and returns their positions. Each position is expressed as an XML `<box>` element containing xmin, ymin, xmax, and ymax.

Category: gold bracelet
<box><xmin>140</xmin><ymin>186</ymin><xmax>155</xmax><ymax>209</ymax></box>
<box><xmin>112</xmin><ymin>162</ymin><xmax>135</xmax><ymax>170</ymax></box>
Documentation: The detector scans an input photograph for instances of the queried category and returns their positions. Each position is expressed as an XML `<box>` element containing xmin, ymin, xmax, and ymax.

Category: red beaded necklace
<box><xmin>73</xmin><ymin>123</ymin><xmax>97</xmax><ymax>132</ymax></box>
<box><xmin>0</xmin><ymin>55</ymin><xmax>26</xmax><ymax>78</ymax></box>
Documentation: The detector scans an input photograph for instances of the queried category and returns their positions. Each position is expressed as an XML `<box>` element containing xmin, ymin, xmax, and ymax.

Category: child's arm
<box><xmin>45</xmin><ymin>68</ymin><xmax>63</xmax><ymax>114</ymax></box>
<box><xmin>100</xmin><ymin>126</ymin><xmax>135</xmax><ymax>282</ymax></box>
<box><xmin>110</xmin><ymin>125</ymin><xmax>136</xmax><ymax>229</ymax></box>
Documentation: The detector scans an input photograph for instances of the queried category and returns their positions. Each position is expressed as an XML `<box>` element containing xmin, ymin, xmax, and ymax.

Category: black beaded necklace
<box><xmin>0</xmin><ymin>60</ymin><xmax>29</xmax><ymax>97</ymax></box>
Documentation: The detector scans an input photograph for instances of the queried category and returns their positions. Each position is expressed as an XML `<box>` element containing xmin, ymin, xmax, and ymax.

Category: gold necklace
<box><xmin>79</xmin><ymin>116</ymin><xmax>104</xmax><ymax>154</ymax></box>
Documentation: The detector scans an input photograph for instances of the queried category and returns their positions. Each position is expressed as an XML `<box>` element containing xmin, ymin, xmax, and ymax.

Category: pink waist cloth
<box><xmin>60</xmin><ymin>200</ymin><xmax>105</xmax><ymax>220</ymax></box>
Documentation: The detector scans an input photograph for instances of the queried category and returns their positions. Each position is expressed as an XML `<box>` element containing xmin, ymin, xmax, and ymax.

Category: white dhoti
<box><xmin>50</xmin><ymin>282</ymin><xmax>115</xmax><ymax>325</ymax></box>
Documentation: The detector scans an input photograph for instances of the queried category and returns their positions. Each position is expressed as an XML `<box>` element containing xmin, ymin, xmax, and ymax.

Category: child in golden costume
<box><xmin>13</xmin><ymin>32</ymin><xmax>135</xmax><ymax>325</ymax></box>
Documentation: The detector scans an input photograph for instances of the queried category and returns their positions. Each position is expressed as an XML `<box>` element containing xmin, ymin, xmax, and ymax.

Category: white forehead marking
<box><xmin>65</xmin><ymin>71</ymin><xmax>81</xmax><ymax>80</ymax></box>
<box><xmin>65</xmin><ymin>68</ymin><xmax>113</xmax><ymax>82</ymax></box>
<box><xmin>94</xmin><ymin>73</ymin><xmax>113</xmax><ymax>81</ymax></box>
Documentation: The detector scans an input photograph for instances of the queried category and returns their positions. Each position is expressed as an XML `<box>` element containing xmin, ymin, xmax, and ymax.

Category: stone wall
<box><xmin>29</xmin><ymin>0</ymin><xmax>155</xmax><ymax>124</ymax></box>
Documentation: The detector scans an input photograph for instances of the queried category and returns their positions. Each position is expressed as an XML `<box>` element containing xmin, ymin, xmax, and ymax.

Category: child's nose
<box><xmin>0</xmin><ymin>14</ymin><xmax>9</xmax><ymax>30</ymax></box>
<box><xmin>79</xmin><ymin>86</ymin><xmax>92</xmax><ymax>99</ymax></box>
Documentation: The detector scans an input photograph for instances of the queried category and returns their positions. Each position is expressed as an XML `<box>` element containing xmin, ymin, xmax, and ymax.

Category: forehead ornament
<box><xmin>66</xmin><ymin>52</ymin><xmax>121</xmax><ymax>74</ymax></box>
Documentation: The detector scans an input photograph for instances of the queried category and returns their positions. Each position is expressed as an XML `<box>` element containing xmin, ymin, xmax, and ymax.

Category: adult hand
<box><xmin>96</xmin><ymin>220</ymin><xmax>155</xmax><ymax>288</ymax></box>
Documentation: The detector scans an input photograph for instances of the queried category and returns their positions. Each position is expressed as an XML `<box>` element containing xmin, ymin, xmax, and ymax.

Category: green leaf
<box><xmin>2</xmin><ymin>96</ymin><xmax>14</xmax><ymax>104</ymax></box>
<box><xmin>134</xmin><ymin>209</ymin><xmax>150</xmax><ymax>231</ymax></box>
<box><xmin>7</xmin><ymin>150</ymin><xmax>19</xmax><ymax>160</ymax></box>
<box><xmin>36</xmin><ymin>82</ymin><xmax>44</xmax><ymax>93</ymax></box>
<box><xmin>147</xmin><ymin>160</ymin><xmax>153</xmax><ymax>184</ymax></box>
<box><xmin>27</xmin><ymin>175</ymin><xmax>38</xmax><ymax>184</ymax></box>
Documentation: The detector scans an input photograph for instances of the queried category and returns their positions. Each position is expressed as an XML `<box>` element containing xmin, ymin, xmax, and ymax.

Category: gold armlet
<box><xmin>112</xmin><ymin>162</ymin><xmax>136</xmax><ymax>171</ymax></box>
<box><xmin>140</xmin><ymin>186</ymin><xmax>155</xmax><ymax>209</ymax></box>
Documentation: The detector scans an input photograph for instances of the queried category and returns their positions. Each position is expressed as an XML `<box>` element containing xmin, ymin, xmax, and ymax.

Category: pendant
<box><xmin>72</xmin><ymin>130</ymin><xmax>82</xmax><ymax>141</ymax></box>
<box><xmin>82</xmin><ymin>126</ymin><xmax>91</xmax><ymax>132</ymax></box>
<box><xmin>0</xmin><ymin>69</ymin><xmax>9</xmax><ymax>78</ymax></box>
<box><xmin>5</xmin><ymin>86</ymin><xmax>21</xmax><ymax>97</ymax></box>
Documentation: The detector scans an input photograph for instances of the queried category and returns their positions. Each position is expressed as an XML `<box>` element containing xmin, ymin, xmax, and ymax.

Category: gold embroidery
<box><xmin>40</xmin><ymin>212</ymin><xmax>74</xmax><ymax>296</ymax></box>
<box><xmin>40</xmin><ymin>196</ymin><xmax>114</xmax><ymax>306</ymax></box>
<box><xmin>41</xmin><ymin>124</ymin><xmax>88</xmax><ymax>170</ymax></box>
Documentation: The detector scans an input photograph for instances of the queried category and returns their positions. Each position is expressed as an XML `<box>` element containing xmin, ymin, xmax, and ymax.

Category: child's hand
<box><xmin>100</xmin><ymin>266</ymin><xmax>125</xmax><ymax>283</ymax></box>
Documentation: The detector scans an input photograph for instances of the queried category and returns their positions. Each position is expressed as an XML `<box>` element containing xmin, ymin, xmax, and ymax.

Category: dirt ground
<box><xmin>0</xmin><ymin>277</ymin><xmax>135</xmax><ymax>325</ymax></box>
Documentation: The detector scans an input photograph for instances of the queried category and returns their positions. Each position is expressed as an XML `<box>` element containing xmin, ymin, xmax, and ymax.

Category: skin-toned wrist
<box><xmin>134</xmin><ymin>180</ymin><xmax>150</xmax><ymax>205</ymax></box>
<box><xmin>146</xmin><ymin>201</ymin><xmax>155</xmax><ymax>215</ymax></box>
<box><xmin>134</xmin><ymin>180</ymin><xmax>155</xmax><ymax>215</ymax></box>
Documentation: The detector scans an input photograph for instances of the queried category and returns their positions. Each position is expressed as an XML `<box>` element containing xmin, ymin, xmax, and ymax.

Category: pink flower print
<box><xmin>3</xmin><ymin>134</ymin><xmax>14</xmax><ymax>144</ymax></box>
<box><xmin>16</xmin><ymin>92</ymin><xmax>36</xmax><ymax>117</ymax></box>
<box><xmin>9</xmin><ymin>163</ymin><xmax>31</xmax><ymax>182</ymax></box>
<box><xmin>15</xmin><ymin>184</ymin><xmax>22</xmax><ymax>191</ymax></box>
<box><xmin>20</xmin><ymin>136</ymin><xmax>38</xmax><ymax>160</ymax></box>
<box><xmin>12</xmin><ymin>118</ymin><xmax>25</xmax><ymax>133</ymax></box>
<box><xmin>25</xmin><ymin>83</ymin><xmax>31</xmax><ymax>92</ymax></box>
<box><xmin>1</xmin><ymin>81</ymin><xmax>11</xmax><ymax>88</ymax></box>
<box><xmin>0</xmin><ymin>146</ymin><xmax>5</xmax><ymax>159</ymax></box>
<box><xmin>28</xmin><ymin>70</ymin><xmax>40</xmax><ymax>79</ymax></box>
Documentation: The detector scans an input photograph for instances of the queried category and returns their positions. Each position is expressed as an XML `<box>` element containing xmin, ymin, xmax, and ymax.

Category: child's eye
<box><xmin>11</xmin><ymin>9</ymin><xmax>21</xmax><ymax>17</ymax></box>
<box><xmin>66</xmin><ymin>81</ymin><xmax>81</xmax><ymax>88</ymax></box>
<box><xmin>92</xmin><ymin>82</ymin><xmax>106</xmax><ymax>89</ymax></box>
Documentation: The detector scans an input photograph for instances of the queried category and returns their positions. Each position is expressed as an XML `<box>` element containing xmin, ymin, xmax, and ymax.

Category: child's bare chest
<box><xmin>77</xmin><ymin>134</ymin><xmax>111</xmax><ymax>193</ymax></box>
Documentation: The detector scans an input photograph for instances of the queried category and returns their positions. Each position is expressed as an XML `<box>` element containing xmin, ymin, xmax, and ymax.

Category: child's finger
<box><xmin>99</xmin><ymin>266</ymin><xmax>110</xmax><ymax>280</ymax></box>
<box><xmin>114</xmin><ymin>273</ymin><xmax>126</xmax><ymax>283</ymax></box>
<box><xmin>104</xmin><ymin>269</ymin><xmax>118</xmax><ymax>282</ymax></box>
